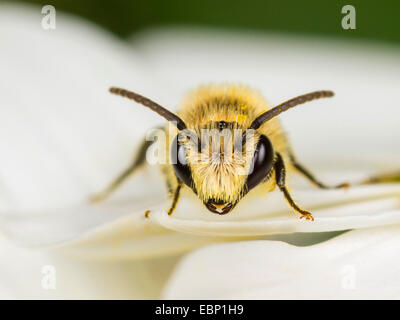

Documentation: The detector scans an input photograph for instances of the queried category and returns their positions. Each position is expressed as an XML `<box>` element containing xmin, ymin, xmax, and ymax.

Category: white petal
<box><xmin>0</xmin><ymin>4</ymin><xmax>159</xmax><ymax>212</ymax></box>
<box><xmin>0</xmin><ymin>235</ymin><xmax>180</xmax><ymax>299</ymax></box>
<box><xmin>163</xmin><ymin>225</ymin><xmax>400</xmax><ymax>299</ymax></box>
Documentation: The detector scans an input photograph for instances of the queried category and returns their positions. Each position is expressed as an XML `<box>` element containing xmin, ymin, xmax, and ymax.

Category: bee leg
<box><xmin>290</xmin><ymin>154</ymin><xmax>349</xmax><ymax>189</ymax></box>
<box><xmin>144</xmin><ymin>210</ymin><xmax>151</xmax><ymax>218</ymax></box>
<box><xmin>90</xmin><ymin>139</ymin><xmax>153</xmax><ymax>203</ymax></box>
<box><xmin>167</xmin><ymin>181</ymin><xmax>183</xmax><ymax>216</ymax></box>
<box><xmin>362</xmin><ymin>171</ymin><xmax>400</xmax><ymax>184</ymax></box>
<box><xmin>275</xmin><ymin>153</ymin><xmax>314</xmax><ymax>221</ymax></box>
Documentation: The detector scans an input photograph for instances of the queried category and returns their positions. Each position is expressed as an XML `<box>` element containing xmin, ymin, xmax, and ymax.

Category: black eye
<box><xmin>171</xmin><ymin>135</ymin><xmax>194</xmax><ymax>188</ymax></box>
<box><xmin>246</xmin><ymin>135</ymin><xmax>274</xmax><ymax>191</ymax></box>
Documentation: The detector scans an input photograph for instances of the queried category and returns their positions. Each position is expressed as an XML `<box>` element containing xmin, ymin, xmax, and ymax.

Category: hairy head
<box><xmin>171</xmin><ymin>122</ymin><xmax>274</xmax><ymax>214</ymax></box>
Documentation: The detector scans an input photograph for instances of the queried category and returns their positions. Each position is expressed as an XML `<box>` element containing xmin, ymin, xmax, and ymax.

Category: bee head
<box><xmin>171</xmin><ymin>122</ymin><xmax>274</xmax><ymax>214</ymax></box>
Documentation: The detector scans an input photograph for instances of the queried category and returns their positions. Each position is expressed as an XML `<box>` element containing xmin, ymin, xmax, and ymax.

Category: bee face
<box><xmin>171</xmin><ymin>121</ymin><xmax>275</xmax><ymax>215</ymax></box>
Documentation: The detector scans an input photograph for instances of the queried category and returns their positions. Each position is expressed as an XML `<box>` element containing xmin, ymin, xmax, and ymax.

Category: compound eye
<box><xmin>246</xmin><ymin>135</ymin><xmax>274</xmax><ymax>191</ymax></box>
<box><xmin>171</xmin><ymin>135</ymin><xmax>194</xmax><ymax>188</ymax></box>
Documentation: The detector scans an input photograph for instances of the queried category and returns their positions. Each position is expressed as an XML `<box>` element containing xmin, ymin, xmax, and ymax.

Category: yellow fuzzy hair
<box><xmin>161</xmin><ymin>84</ymin><xmax>292</xmax><ymax>205</ymax></box>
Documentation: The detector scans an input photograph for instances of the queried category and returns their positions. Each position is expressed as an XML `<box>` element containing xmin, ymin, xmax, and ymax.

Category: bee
<box><xmin>91</xmin><ymin>84</ymin><xmax>351</xmax><ymax>221</ymax></box>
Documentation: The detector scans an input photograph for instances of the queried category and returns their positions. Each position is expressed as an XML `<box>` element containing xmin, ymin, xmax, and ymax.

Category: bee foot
<box><xmin>300</xmin><ymin>213</ymin><xmax>314</xmax><ymax>221</ymax></box>
<box><xmin>337</xmin><ymin>182</ymin><xmax>350</xmax><ymax>189</ymax></box>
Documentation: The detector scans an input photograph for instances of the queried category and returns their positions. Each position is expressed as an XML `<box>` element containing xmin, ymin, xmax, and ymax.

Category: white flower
<box><xmin>0</xmin><ymin>3</ymin><xmax>399</xmax><ymax>299</ymax></box>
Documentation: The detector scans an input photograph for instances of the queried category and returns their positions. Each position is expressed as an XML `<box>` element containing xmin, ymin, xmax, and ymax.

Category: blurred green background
<box><xmin>14</xmin><ymin>0</ymin><xmax>400</xmax><ymax>45</ymax></box>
